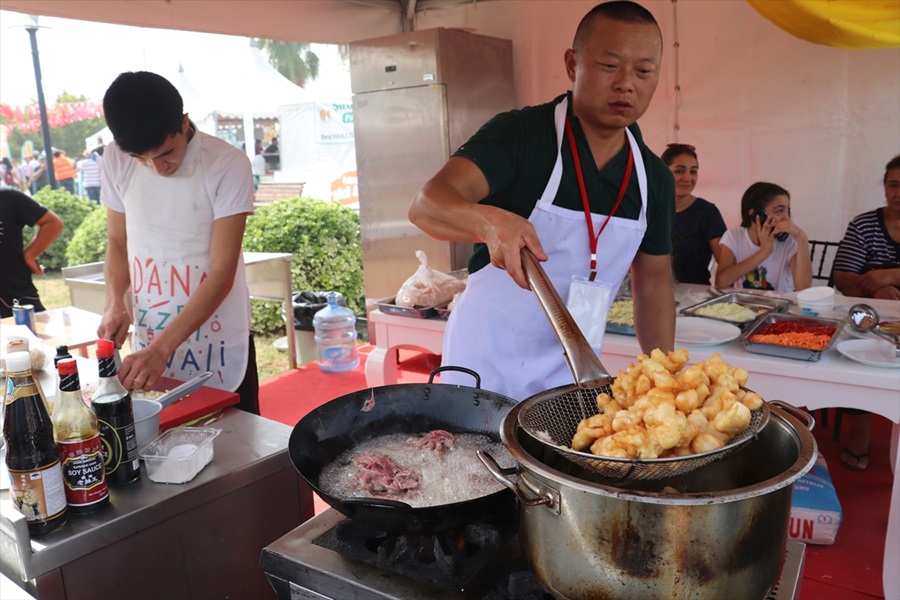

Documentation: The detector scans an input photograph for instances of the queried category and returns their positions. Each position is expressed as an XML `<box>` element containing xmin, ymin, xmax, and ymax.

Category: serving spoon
<box><xmin>848</xmin><ymin>303</ymin><xmax>900</xmax><ymax>357</ymax></box>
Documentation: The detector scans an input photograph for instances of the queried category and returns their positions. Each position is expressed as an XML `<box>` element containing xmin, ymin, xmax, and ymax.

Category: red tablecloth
<box><xmin>152</xmin><ymin>376</ymin><xmax>240</xmax><ymax>430</ymax></box>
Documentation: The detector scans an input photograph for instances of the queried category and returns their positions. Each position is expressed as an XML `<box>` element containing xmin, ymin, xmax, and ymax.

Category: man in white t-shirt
<box><xmin>98</xmin><ymin>71</ymin><xmax>259</xmax><ymax>414</ymax></box>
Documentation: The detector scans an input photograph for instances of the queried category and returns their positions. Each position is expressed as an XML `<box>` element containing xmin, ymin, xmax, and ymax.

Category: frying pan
<box><xmin>288</xmin><ymin>367</ymin><xmax>518</xmax><ymax>534</ymax></box>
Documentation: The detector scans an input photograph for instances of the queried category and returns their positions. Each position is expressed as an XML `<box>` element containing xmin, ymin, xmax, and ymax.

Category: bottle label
<box><xmin>97</xmin><ymin>405</ymin><xmax>141</xmax><ymax>484</ymax></box>
<box><xmin>57</xmin><ymin>435</ymin><xmax>109</xmax><ymax>507</ymax></box>
<box><xmin>7</xmin><ymin>461</ymin><xmax>68</xmax><ymax>524</ymax></box>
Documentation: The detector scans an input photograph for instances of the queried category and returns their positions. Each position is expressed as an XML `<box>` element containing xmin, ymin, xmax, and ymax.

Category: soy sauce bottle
<box><xmin>53</xmin><ymin>358</ymin><xmax>110</xmax><ymax>513</ymax></box>
<box><xmin>3</xmin><ymin>351</ymin><xmax>68</xmax><ymax>536</ymax></box>
<box><xmin>91</xmin><ymin>340</ymin><xmax>141</xmax><ymax>486</ymax></box>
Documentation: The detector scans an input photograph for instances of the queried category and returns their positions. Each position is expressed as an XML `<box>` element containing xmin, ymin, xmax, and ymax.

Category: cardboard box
<box><xmin>789</xmin><ymin>454</ymin><xmax>842</xmax><ymax>545</ymax></box>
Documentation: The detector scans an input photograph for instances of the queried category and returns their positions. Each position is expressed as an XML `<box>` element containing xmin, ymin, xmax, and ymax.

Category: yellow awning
<box><xmin>746</xmin><ymin>0</ymin><xmax>900</xmax><ymax>49</ymax></box>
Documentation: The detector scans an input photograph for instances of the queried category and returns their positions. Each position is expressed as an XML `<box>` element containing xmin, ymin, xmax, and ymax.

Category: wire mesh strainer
<box><xmin>517</xmin><ymin>382</ymin><xmax>770</xmax><ymax>480</ymax></box>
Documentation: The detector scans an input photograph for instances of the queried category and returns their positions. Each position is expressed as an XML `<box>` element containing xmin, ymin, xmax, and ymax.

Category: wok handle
<box><xmin>428</xmin><ymin>366</ymin><xmax>481</xmax><ymax>388</ymax></box>
<box><xmin>341</xmin><ymin>497</ymin><xmax>416</xmax><ymax>517</ymax></box>
<box><xmin>477</xmin><ymin>451</ymin><xmax>554</xmax><ymax>509</ymax></box>
<box><xmin>769</xmin><ymin>400</ymin><xmax>815</xmax><ymax>432</ymax></box>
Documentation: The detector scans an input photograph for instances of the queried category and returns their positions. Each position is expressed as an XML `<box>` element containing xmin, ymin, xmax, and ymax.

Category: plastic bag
<box><xmin>396</xmin><ymin>250</ymin><xmax>467</xmax><ymax>308</ymax></box>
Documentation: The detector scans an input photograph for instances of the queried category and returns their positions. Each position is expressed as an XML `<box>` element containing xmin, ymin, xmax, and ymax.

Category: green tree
<box><xmin>255</xmin><ymin>40</ymin><xmax>320</xmax><ymax>87</ymax></box>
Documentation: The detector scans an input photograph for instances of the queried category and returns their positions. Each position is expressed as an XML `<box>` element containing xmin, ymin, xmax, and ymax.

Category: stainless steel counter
<box><xmin>1</xmin><ymin>409</ymin><xmax>313</xmax><ymax>599</ymax></box>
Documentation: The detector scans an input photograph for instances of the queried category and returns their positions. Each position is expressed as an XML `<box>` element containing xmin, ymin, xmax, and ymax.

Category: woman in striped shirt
<box><xmin>831</xmin><ymin>154</ymin><xmax>899</xmax><ymax>471</ymax></box>
<box><xmin>833</xmin><ymin>155</ymin><xmax>900</xmax><ymax>301</ymax></box>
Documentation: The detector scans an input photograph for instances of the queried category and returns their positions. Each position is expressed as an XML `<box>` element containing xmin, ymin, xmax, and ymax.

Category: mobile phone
<box><xmin>754</xmin><ymin>209</ymin><xmax>768</xmax><ymax>225</ymax></box>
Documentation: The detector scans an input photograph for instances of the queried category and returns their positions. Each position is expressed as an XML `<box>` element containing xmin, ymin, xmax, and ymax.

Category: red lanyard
<box><xmin>564</xmin><ymin>116</ymin><xmax>633</xmax><ymax>280</ymax></box>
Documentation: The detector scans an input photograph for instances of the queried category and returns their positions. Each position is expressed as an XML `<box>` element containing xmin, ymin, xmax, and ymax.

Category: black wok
<box><xmin>289</xmin><ymin>367</ymin><xmax>518</xmax><ymax>534</ymax></box>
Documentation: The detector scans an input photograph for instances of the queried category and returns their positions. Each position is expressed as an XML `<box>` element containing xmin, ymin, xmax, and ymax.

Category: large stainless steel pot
<box><xmin>480</xmin><ymin>398</ymin><xmax>817</xmax><ymax>600</ymax></box>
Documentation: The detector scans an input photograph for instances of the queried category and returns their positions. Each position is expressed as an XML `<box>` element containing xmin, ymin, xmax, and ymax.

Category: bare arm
<box><xmin>409</xmin><ymin>156</ymin><xmax>547</xmax><ymax>289</ymax></box>
<box><xmin>834</xmin><ymin>269</ymin><xmax>900</xmax><ymax>300</ymax></box>
<box><xmin>117</xmin><ymin>213</ymin><xmax>249</xmax><ymax>391</ymax></box>
<box><xmin>716</xmin><ymin>220</ymin><xmax>777</xmax><ymax>288</ymax></box>
<box><xmin>631</xmin><ymin>251</ymin><xmax>675</xmax><ymax>354</ymax></box>
<box><xmin>22</xmin><ymin>209</ymin><xmax>63</xmax><ymax>275</ymax></box>
<box><xmin>777</xmin><ymin>220</ymin><xmax>812</xmax><ymax>291</ymax></box>
<box><xmin>709</xmin><ymin>237</ymin><xmax>723</xmax><ymax>265</ymax></box>
<box><xmin>98</xmin><ymin>208</ymin><xmax>132</xmax><ymax>346</ymax></box>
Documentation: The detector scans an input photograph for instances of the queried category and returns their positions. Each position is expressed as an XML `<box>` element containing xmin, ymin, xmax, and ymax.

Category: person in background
<box><xmin>1</xmin><ymin>157</ymin><xmax>21</xmax><ymax>190</ymax></box>
<box><xmin>0</xmin><ymin>188</ymin><xmax>65</xmax><ymax>318</ymax></box>
<box><xmin>263</xmin><ymin>136</ymin><xmax>280</xmax><ymax>171</ymax></box>
<box><xmin>716</xmin><ymin>182</ymin><xmax>812</xmax><ymax>292</ymax></box>
<box><xmin>832</xmin><ymin>154</ymin><xmax>900</xmax><ymax>300</ymax></box>
<box><xmin>408</xmin><ymin>1</ymin><xmax>676</xmax><ymax>400</ymax></box>
<box><xmin>16</xmin><ymin>157</ymin><xmax>32</xmax><ymax>192</ymax></box>
<box><xmin>98</xmin><ymin>71</ymin><xmax>259</xmax><ymax>414</ymax></box>
<box><xmin>52</xmin><ymin>150</ymin><xmax>76</xmax><ymax>194</ymax></box>
<box><xmin>28</xmin><ymin>154</ymin><xmax>43</xmax><ymax>194</ymax></box>
<box><xmin>661</xmin><ymin>143</ymin><xmax>726</xmax><ymax>284</ymax></box>
<box><xmin>251</xmin><ymin>139</ymin><xmax>266</xmax><ymax>191</ymax></box>
<box><xmin>76</xmin><ymin>149</ymin><xmax>102</xmax><ymax>202</ymax></box>
<box><xmin>829</xmin><ymin>154</ymin><xmax>900</xmax><ymax>471</ymax></box>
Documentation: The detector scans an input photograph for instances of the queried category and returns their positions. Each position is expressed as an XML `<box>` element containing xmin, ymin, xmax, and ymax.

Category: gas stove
<box><xmin>260</xmin><ymin>509</ymin><xmax>806</xmax><ymax>600</ymax></box>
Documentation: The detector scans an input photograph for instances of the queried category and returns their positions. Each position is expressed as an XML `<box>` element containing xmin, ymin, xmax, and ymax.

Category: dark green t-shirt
<box><xmin>454</xmin><ymin>93</ymin><xmax>675</xmax><ymax>273</ymax></box>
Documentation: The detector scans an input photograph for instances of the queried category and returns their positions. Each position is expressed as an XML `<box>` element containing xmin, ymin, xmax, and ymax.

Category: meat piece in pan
<box><xmin>353</xmin><ymin>453</ymin><xmax>420</xmax><ymax>497</ymax></box>
<box><xmin>411</xmin><ymin>429</ymin><xmax>456</xmax><ymax>455</ymax></box>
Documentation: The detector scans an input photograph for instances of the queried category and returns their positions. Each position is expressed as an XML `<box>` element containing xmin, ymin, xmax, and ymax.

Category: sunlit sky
<box><xmin>0</xmin><ymin>10</ymin><xmax>346</xmax><ymax>107</ymax></box>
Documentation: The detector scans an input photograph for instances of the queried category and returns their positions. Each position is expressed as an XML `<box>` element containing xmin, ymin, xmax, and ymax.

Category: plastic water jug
<box><xmin>313</xmin><ymin>292</ymin><xmax>360</xmax><ymax>373</ymax></box>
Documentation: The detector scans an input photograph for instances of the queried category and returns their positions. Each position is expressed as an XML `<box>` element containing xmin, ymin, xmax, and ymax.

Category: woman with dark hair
<box><xmin>829</xmin><ymin>154</ymin><xmax>900</xmax><ymax>471</ymax></box>
<box><xmin>832</xmin><ymin>154</ymin><xmax>900</xmax><ymax>300</ymax></box>
<box><xmin>715</xmin><ymin>181</ymin><xmax>812</xmax><ymax>291</ymax></box>
<box><xmin>661</xmin><ymin>143</ymin><xmax>726</xmax><ymax>284</ymax></box>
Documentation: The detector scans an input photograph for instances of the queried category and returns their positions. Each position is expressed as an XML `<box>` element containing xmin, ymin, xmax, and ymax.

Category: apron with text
<box><xmin>441</xmin><ymin>98</ymin><xmax>648</xmax><ymax>401</ymax></box>
<box><xmin>121</xmin><ymin>148</ymin><xmax>250</xmax><ymax>391</ymax></box>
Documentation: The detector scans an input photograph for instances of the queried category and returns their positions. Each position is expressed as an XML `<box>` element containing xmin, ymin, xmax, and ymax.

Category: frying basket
<box><xmin>517</xmin><ymin>382</ymin><xmax>770</xmax><ymax>481</ymax></box>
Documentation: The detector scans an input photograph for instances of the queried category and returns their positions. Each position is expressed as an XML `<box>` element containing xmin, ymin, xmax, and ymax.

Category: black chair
<box><xmin>809</xmin><ymin>240</ymin><xmax>841</xmax><ymax>286</ymax></box>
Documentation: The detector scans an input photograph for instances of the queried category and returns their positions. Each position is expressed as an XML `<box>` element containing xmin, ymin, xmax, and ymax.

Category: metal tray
<box><xmin>606</xmin><ymin>297</ymin><xmax>636</xmax><ymax>336</ymax></box>
<box><xmin>680</xmin><ymin>292</ymin><xmax>792</xmax><ymax>330</ymax></box>
<box><xmin>739</xmin><ymin>312</ymin><xmax>845</xmax><ymax>361</ymax></box>
<box><xmin>373</xmin><ymin>296</ymin><xmax>439</xmax><ymax>319</ymax></box>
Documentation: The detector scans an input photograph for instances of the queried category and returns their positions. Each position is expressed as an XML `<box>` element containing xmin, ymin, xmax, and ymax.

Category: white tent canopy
<box><xmin>21</xmin><ymin>0</ymin><xmax>898</xmax><ymax>243</ymax></box>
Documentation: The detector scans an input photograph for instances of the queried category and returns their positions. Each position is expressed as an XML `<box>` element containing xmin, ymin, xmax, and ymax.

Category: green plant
<box><xmin>25</xmin><ymin>187</ymin><xmax>96</xmax><ymax>271</ymax></box>
<box><xmin>66</xmin><ymin>205</ymin><xmax>108</xmax><ymax>266</ymax></box>
<box><xmin>243</xmin><ymin>196</ymin><xmax>363</xmax><ymax>335</ymax></box>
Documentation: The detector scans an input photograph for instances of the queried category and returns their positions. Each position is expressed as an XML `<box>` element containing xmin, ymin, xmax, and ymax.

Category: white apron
<box><xmin>441</xmin><ymin>98</ymin><xmax>648</xmax><ymax>401</ymax></box>
<box><xmin>122</xmin><ymin>143</ymin><xmax>250</xmax><ymax>391</ymax></box>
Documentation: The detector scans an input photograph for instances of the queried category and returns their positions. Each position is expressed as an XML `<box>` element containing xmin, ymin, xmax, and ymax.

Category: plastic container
<box><xmin>797</xmin><ymin>286</ymin><xmax>836</xmax><ymax>315</ymax></box>
<box><xmin>138</xmin><ymin>427</ymin><xmax>220</xmax><ymax>484</ymax></box>
<box><xmin>313</xmin><ymin>292</ymin><xmax>360</xmax><ymax>373</ymax></box>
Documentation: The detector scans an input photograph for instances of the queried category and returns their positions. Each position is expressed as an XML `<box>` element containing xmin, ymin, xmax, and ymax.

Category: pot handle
<box><xmin>428</xmin><ymin>366</ymin><xmax>481</xmax><ymax>388</ymax></box>
<box><xmin>769</xmin><ymin>400</ymin><xmax>815</xmax><ymax>432</ymax></box>
<box><xmin>477</xmin><ymin>451</ymin><xmax>554</xmax><ymax>508</ymax></box>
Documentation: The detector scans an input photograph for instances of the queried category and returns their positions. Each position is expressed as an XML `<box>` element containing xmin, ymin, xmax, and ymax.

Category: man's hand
<box><xmin>117</xmin><ymin>345</ymin><xmax>168</xmax><ymax>391</ymax></box>
<box><xmin>22</xmin><ymin>251</ymin><xmax>44</xmax><ymax>276</ymax></box>
<box><xmin>482</xmin><ymin>209</ymin><xmax>547</xmax><ymax>289</ymax></box>
<box><xmin>98</xmin><ymin>305</ymin><xmax>131</xmax><ymax>348</ymax></box>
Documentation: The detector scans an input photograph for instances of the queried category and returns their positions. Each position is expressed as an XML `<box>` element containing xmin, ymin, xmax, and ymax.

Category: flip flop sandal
<box><xmin>841</xmin><ymin>446</ymin><xmax>869</xmax><ymax>471</ymax></box>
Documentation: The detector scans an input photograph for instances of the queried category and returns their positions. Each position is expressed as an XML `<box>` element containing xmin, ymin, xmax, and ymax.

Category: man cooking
<box><xmin>97</xmin><ymin>71</ymin><xmax>259</xmax><ymax>414</ymax></box>
<box><xmin>408</xmin><ymin>0</ymin><xmax>676</xmax><ymax>401</ymax></box>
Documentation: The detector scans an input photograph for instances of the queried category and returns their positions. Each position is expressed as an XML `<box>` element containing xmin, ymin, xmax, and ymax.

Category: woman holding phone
<box><xmin>716</xmin><ymin>181</ymin><xmax>812</xmax><ymax>292</ymax></box>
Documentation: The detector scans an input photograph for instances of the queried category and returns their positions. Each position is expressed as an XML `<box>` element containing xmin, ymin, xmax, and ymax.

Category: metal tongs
<box><xmin>848</xmin><ymin>303</ymin><xmax>900</xmax><ymax>357</ymax></box>
<box><xmin>521</xmin><ymin>248</ymin><xmax>612</xmax><ymax>389</ymax></box>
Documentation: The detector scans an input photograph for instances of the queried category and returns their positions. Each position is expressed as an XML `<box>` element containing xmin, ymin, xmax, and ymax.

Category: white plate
<box><xmin>675</xmin><ymin>317</ymin><xmax>742</xmax><ymax>346</ymax></box>
<box><xmin>836</xmin><ymin>339</ymin><xmax>900</xmax><ymax>368</ymax></box>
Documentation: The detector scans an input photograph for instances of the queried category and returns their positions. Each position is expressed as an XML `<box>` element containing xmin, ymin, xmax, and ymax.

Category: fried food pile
<box><xmin>571</xmin><ymin>349</ymin><xmax>763</xmax><ymax>459</ymax></box>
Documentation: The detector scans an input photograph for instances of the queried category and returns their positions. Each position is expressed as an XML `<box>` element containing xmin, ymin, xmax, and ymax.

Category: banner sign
<box><xmin>0</xmin><ymin>101</ymin><xmax>105</xmax><ymax>133</ymax></box>
<box><xmin>315</xmin><ymin>100</ymin><xmax>354</xmax><ymax>144</ymax></box>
